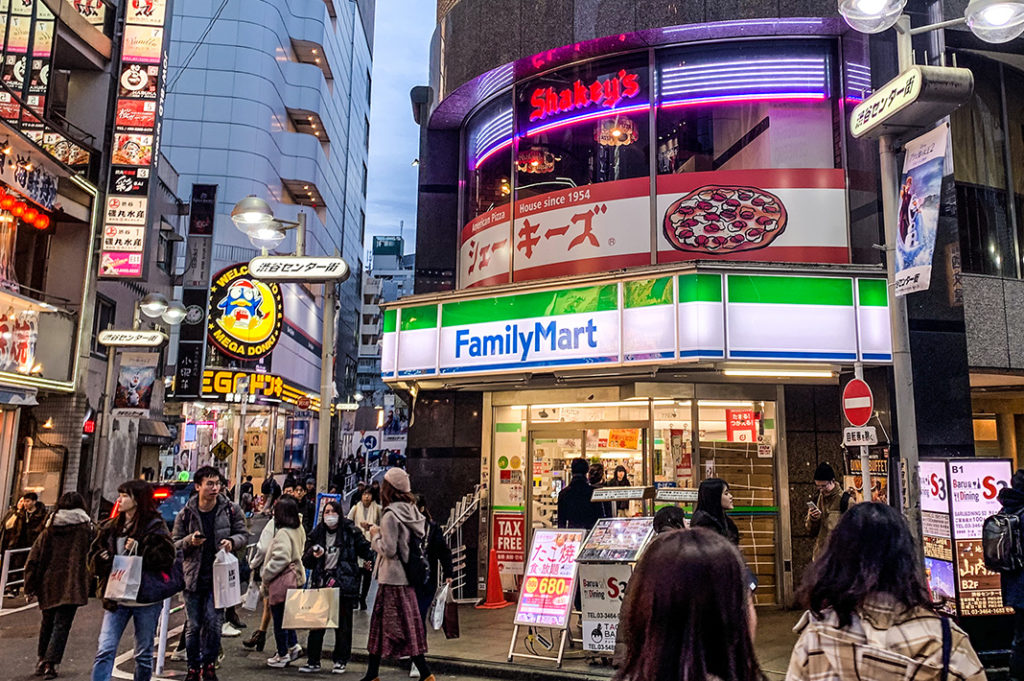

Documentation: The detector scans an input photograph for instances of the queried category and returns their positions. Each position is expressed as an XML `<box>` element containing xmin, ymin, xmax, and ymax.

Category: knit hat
<box><xmin>813</xmin><ymin>462</ymin><xmax>836</xmax><ymax>482</ymax></box>
<box><xmin>384</xmin><ymin>467</ymin><xmax>411</xmax><ymax>493</ymax></box>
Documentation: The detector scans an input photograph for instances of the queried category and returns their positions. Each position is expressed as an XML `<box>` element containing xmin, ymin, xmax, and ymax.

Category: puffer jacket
<box><xmin>372</xmin><ymin>501</ymin><xmax>425</xmax><ymax>586</ymax></box>
<box><xmin>89</xmin><ymin>514</ymin><xmax>175</xmax><ymax>610</ymax></box>
<box><xmin>261</xmin><ymin>525</ymin><xmax>306</xmax><ymax>589</ymax></box>
<box><xmin>171</xmin><ymin>495</ymin><xmax>248</xmax><ymax>592</ymax></box>
<box><xmin>302</xmin><ymin>518</ymin><xmax>371</xmax><ymax>598</ymax></box>
<box><xmin>25</xmin><ymin>509</ymin><xmax>93</xmax><ymax>609</ymax></box>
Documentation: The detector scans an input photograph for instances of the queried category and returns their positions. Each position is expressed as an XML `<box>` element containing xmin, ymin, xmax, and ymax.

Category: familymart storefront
<box><xmin>382</xmin><ymin>263</ymin><xmax>893</xmax><ymax>607</ymax></box>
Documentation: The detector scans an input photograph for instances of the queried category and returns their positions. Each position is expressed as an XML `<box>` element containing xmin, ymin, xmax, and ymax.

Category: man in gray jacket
<box><xmin>172</xmin><ymin>466</ymin><xmax>248</xmax><ymax>681</ymax></box>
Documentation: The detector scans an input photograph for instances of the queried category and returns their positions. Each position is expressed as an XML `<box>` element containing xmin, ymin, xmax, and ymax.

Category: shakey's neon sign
<box><xmin>529</xmin><ymin>69</ymin><xmax>641</xmax><ymax>122</ymax></box>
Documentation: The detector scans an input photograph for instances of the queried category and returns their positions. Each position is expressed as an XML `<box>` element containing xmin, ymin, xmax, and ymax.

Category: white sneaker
<box><xmin>288</xmin><ymin>644</ymin><xmax>304</xmax><ymax>662</ymax></box>
<box><xmin>298</xmin><ymin>664</ymin><xmax>322</xmax><ymax>673</ymax></box>
<box><xmin>170</xmin><ymin>648</ymin><xmax>187</xmax><ymax>661</ymax></box>
<box><xmin>332</xmin><ymin>663</ymin><xmax>347</xmax><ymax>674</ymax></box>
<box><xmin>266</xmin><ymin>654</ymin><xmax>290</xmax><ymax>668</ymax></box>
<box><xmin>409</xmin><ymin>663</ymin><xmax>419</xmax><ymax>677</ymax></box>
<box><xmin>221</xmin><ymin>622</ymin><xmax>241</xmax><ymax>637</ymax></box>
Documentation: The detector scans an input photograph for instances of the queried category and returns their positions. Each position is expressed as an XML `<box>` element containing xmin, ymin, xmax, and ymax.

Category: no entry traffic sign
<box><xmin>842</xmin><ymin>379</ymin><xmax>874</xmax><ymax>427</ymax></box>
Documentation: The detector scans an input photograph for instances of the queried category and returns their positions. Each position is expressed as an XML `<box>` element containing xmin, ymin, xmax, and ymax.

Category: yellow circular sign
<box><xmin>207</xmin><ymin>263</ymin><xmax>284</xmax><ymax>360</ymax></box>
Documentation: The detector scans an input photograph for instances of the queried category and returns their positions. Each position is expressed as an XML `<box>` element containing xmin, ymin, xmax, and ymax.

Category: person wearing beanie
<box><xmin>557</xmin><ymin>458</ymin><xmax>602</xmax><ymax>530</ymax></box>
<box><xmin>805</xmin><ymin>461</ymin><xmax>850</xmax><ymax>562</ymax></box>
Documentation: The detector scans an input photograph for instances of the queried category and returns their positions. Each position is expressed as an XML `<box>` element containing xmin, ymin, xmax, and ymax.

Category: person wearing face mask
<box><xmin>299</xmin><ymin>500</ymin><xmax>372</xmax><ymax>674</ymax></box>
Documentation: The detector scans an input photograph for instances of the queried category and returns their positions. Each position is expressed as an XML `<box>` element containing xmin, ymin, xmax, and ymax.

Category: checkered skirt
<box><xmin>366</xmin><ymin>584</ymin><xmax>428</xmax><ymax>658</ymax></box>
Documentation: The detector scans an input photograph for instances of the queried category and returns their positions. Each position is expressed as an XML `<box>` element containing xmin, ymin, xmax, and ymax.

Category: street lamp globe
<box><xmin>248</xmin><ymin>226</ymin><xmax>287</xmax><ymax>250</ymax></box>
<box><xmin>965</xmin><ymin>0</ymin><xmax>1024</xmax><ymax>42</ymax></box>
<box><xmin>139</xmin><ymin>292</ymin><xmax>169</xmax><ymax>319</ymax></box>
<box><xmin>231</xmin><ymin>195</ymin><xmax>275</xmax><ymax>234</ymax></box>
<box><xmin>838</xmin><ymin>0</ymin><xmax>907</xmax><ymax>33</ymax></box>
<box><xmin>161</xmin><ymin>300</ymin><xmax>187</xmax><ymax>326</ymax></box>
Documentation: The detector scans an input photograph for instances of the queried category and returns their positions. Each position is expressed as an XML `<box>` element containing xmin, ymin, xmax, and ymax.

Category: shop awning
<box><xmin>138</xmin><ymin>418</ymin><xmax>173</xmax><ymax>445</ymax></box>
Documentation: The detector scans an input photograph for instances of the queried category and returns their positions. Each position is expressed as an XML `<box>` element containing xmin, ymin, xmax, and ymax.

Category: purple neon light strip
<box><xmin>473</xmin><ymin>137</ymin><xmax>513</xmax><ymax>169</ymax></box>
<box><xmin>524</xmin><ymin>102</ymin><xmax>650</xmax><ymax>138</ymax></box>
<box><xmin>659</xmin><ymin>92</ymin><xmax>827</xmax><ymax>108</ymax></box>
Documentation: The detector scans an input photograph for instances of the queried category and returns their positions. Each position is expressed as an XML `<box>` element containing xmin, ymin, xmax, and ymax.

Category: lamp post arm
<box><xmin>909</xmin><ymin>16</ymin><xmax>967</xmax><ymax>35</ymax></box>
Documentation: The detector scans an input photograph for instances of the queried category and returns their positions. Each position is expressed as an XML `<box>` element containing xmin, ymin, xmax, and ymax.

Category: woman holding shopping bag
<box><xmin>25</xmin><ymin>492</ymin><xmax>93</xmax><ymax>679</ymax></box>
<box><xmin>359</xmin><ymin>468</ymin><xmax>434</xmax><ymax>681</ymax></box>
<box><xmin>262</xmin><ymin>496</ymin><xmax>306</xmax><ymax>668</ymax></box>
<box><xmin>89</xmin><ymin>480</ymin><xmax>176</xmax><ymax>681</ymax></box>
<box><xmin>299</xmin><ymin>500</ymin><xmax>373</xmax><ymax>674</ymax></box>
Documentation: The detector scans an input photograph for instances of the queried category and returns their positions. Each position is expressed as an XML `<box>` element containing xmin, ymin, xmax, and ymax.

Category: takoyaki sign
<box><xmin>207</xmin><ymin>263</ymin><xmax>284</xmax><ymax>360</ymax></box>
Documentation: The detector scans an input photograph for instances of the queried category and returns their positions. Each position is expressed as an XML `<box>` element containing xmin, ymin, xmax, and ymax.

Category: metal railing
<box><xmin>0</xmin><ymin>547</ymin><xmax>31</xmax><ymax>611</ymax></box>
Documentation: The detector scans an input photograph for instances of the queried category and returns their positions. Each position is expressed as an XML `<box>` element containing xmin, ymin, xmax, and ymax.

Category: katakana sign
<box><xmin>248</xmin><ymin>255</ymin><xmax>351</xmax><ymax>282</ymax></box>
<box><xmin>97</xmin><ymin>329</ymin><xmax>168</xmax><ymax>347</ymax></box>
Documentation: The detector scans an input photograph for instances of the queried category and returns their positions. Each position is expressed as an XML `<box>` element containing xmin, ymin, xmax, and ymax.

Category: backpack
<box><xmin>983</xmin><ymin>511</ymin><xmax>1024</xmax><ymax>572</ymax></box>
<box><xmin>384</xmin><ymin>508</ymin><xmax>431</xmax><ymax>589</ymax></box>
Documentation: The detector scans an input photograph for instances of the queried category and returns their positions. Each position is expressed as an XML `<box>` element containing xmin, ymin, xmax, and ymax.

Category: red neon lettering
<box><xmin>528</xmin><ymin>70</ymin><xmax>642</xmax><ymax>122</ymax></box>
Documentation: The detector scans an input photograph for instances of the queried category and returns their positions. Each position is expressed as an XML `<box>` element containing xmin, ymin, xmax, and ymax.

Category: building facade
<box><xmin>388</xmin><ymin>0</ymin><xmax>1024</xmax><ymax>612</ymax></box>
<box><xmin>161</xmin><ymin>0</ymin><xmax>374</xmax><ymax>481</ymax></box>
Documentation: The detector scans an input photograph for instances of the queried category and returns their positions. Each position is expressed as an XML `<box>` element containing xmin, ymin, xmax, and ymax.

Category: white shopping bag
<box><xmin>104</xmin><ymin>553</ymin><xmax>143</xmax><ymax>602</ymax></box>
<box><xmin>428</xmin><ymin>583</ymin><xmax>451</xmax><ymax>631</ymax></box>
<box><xmin>212</xmin><ymin>549</ymin><xmax>242</xmax><ymax>609</ymax></box>
<box><xmin>241</xmin><ymin>580</ymin><xmax>261</xmax><ymax>611</ymax></box>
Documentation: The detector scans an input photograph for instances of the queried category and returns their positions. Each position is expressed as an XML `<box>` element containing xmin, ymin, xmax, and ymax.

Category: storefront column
<box><xmin>775</xmin><ymin>385</ymin><xmax>795</xmax><ymax>607</ymax></box>
<box><xmin>0</xmin><ymin>408</ymin><xmax>21</xmax><ymax>511</ymax></box>
<box><xmin>997</xmin><ymin>412</ymin><xmax>1017</xmax><ymax>463</ymax></box>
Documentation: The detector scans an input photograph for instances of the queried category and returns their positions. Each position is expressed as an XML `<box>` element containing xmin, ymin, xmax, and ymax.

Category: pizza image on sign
<box><xmin>207</xmin><ymin>263</ymin><xmax>284</xmax><ymax>360</ymax></box>
<box><xmin>663</xmin><ymin>185</ymin><xmax>787</xmax><ymax>254</ymax></box>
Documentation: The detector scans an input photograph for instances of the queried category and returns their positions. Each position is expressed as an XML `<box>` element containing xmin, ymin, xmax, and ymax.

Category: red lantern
<box><xmin>22</xmin><ymin>207</ymin><xmax>37</xmax><ymax>223</ymax></box>
<box><xmin>0</xmin><ymin>195</ymin><xmax>13</xmax><ymax>211</ymax></box>
<box><xmin>33</xmin><ymin>214</ymin><xmax>49</xmax><ymax>230</ymax></box>
<box><xmin>11</xmin><ymin>202</ymin><xmax>25</xmax><ymax>218</ymax></box>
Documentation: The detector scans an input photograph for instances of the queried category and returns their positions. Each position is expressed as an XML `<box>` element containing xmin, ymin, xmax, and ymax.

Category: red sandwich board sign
<box><xmin>843</xmin><ymin>379</ymin><xmax>874</xmax><ymax>427</ymax></box>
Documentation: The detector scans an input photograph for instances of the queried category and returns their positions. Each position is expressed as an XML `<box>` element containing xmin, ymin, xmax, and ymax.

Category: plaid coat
<box><xmin>786</xmin><ymin>596</ymin><xmax>986</xmax><ymax>681</ymax></box>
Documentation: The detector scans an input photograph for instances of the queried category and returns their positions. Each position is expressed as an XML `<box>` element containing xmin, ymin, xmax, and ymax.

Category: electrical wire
<box><xmin>166</xmin><ymin>0</ymin><xmax>232</xmax><ymax>94</ymax></box>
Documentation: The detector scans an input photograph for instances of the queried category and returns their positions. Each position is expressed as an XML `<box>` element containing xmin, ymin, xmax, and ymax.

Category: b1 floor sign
<box><xmin>842</xmin><ymin>379</ymin><xmax>873</xmax><ymax>427</ymax></box>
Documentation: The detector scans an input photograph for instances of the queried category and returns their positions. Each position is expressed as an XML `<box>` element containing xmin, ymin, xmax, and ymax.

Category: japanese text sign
<box><xmin>514</xmin><ymin>529</ymin><xmax>584</xmax><ymax>629</ymax></box>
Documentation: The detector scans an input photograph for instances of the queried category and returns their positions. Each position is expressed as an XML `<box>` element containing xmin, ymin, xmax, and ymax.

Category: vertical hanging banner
<box><xmin>894</xmin><ymin>123</ymin><xmax>949</xmax><ymax>297</ymax></box>
<box><xmin>99</xmin><ymin>0</ymin><xmax>173</xmax><ymax>279</ymax></box>
<box><xmin>112</xmin><ymin>352</ymin><xmax>159</xmax><ymax>417</ymax></box>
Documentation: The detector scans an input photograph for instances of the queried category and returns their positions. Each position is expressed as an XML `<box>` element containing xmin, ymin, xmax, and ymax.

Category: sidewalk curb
<box><xmin>348</xmin><ymin>650</ymin><xmax>613</xmax><ymax>681</ymax></box>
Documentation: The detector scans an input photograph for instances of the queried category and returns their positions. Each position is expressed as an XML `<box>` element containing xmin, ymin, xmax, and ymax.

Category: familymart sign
<box><xmin>381</xmin><ymin>270</ymin><xmax>892</xmax><ymax>380</ymax></box>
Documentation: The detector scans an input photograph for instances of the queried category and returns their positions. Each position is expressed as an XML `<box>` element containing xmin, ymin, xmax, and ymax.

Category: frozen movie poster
<box><xmin>113</xmin><ymin>352</ymin><xmax>158</xmax><ymax>417</ymax></box>
<box><xmin>895</xmin><ymin>123</ymin><xmax>949</xmax><ymax>297</ymax></box>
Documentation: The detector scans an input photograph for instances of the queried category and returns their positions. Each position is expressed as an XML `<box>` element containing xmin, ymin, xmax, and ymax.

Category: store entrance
<box><xmin>526</xmin><ymin>422</ymin><xmax>649</xmax><ymax>532</ymax></box>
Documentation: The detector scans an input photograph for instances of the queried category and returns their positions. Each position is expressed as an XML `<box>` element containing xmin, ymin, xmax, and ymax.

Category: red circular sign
<box><xmin>297</xmin><ymin>396</ymin><xmax>311</xmax><ymax>410</ymax></box>
<box><xmin>842</xmin><ymin>379</ymin><xmax>873</xmax><ymax>427</ymax></box>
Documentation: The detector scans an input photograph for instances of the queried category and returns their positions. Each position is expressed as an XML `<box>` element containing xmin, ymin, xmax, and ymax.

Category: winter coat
<box><xmin>25</xmin><ymin>509</ymin><xmax>93</xmax><ymax>609</ymax></box>
<box><xmin>348</xmin><ymin>500</ymin><xmax>381</xmax><ymax>542</ymax></box>
<box><xmin>248</xmin><ymin>519</ymin><xmax>276</xmax><ymax>577</ymax></box>
<box><xmin>787</xmin><ymin>595</ymin><xmax>985</xmax><ymax>681</ymax></box>
<box><xmin>1</xmin><ymin>501</ymin><xmax>47</xmax><ymax>551</ymax></box>
<box><xmin>689</xmin><ymin>509</ymin><xmax>741</xmax><ymax>545</ymax></box>
<box><xmin>805</xmin><ymin>484</ymin><xmax>845</xmax><ymax>561</ymax></box>
<box><xmin>302</xmin><ymin>518</ymin><xmax>371</xmax><ymax>598</ymax></box>
<box><xmin>261</xmin><ymin>525</ymin><xmax>306</xmax><ymax>588</ymax></box>
<box><xmin>372</xmin><ymin>501</ymin><xmax>426</xmax><ymax>586</ymax></box>
<box><xmin>171</xmin><ymin>495</ymin><xmax>248</xmax><ymax>592</ymax></box>
<box><xmin>89</xmin><ymin>514</ymin><xmax>175</xmax><ymax>609</ymax></box>
<box><xmin>557</xmin><ymin>475</ymin><xmax>601</xmax><ymax>530</ymax></box>
<box><xmin>999</xmin><ymin>486</ymin><xmax>1024</xmax><ymax>608</ymax></box>
<box><xmin>425</xmin><ymin>520</ymin><xmax>453</xmax><ymax>583</ymax></box>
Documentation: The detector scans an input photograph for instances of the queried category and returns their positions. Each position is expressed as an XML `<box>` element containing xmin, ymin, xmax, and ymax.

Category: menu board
<box><xmin>579</xmin><ymin>563</ymin><xmax>632</xmax><ymax>653</ymax></box>
<box><xmin>578</xmin><ymin>517</ymin><xmax>654</xmax><ymax>563</ymax></box>
<box><xmin>918</xmin><ymin>458</ymin><xmax>1013</xmax><ymax>617</ymax></box>
<box><xmin>513</xmin><ymin>529</ymin><xmax>585</xmax><ymax>628</ymax></box>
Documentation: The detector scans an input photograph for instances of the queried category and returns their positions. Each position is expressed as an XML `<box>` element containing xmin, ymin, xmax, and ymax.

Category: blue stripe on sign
<box><xmin>679</xmin><ymin>349</ymin><xmax>725</xmax><ymax>358</ymax></box>
<box><xmin>624</xmin><ymin>351</ymin><xmax>676</xmax><ymax>361</ymax></box>
<box><xmin>862</xmin><ymin>353</ymin><xmax>893</xmax><ymax>361</ymax></box>
<box><xmin>439</xmin><ymin>355</ymin><xmax>619</xmax><ymax>374</ymax></box>
<box><xmin>730</xmin><ymin>350</ymin><xmax>858</xmax><ymax>360</ymax></box>
<box><xmin>397</xmin><ymin>368</ymin><xmax>437</xmax><ymax>377</ymax></box>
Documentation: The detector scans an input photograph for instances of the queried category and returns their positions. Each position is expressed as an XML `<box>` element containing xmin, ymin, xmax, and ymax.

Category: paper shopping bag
<box><xmin>213</xmin><ymin>549</ymin><xmax>242</xmax><ymax>609</ymax></box>
<box><xmin>282</xmin><ymin>588</ymin><xmax>340</xmax><ymax>630</ymax></box>
<box><xmin>442</xmin><ymin>597</ymin><xmax>460</xmax><ymax>639</ymax></box>
<box><xmin>104</xmin><ymin>554</ymin><xmax>143</xmax><ymax>602</ymax></box>
<box><xmin>242</xmin><ymin>580</ymin><xmax>261</xmax><ymax>611</ymax></box>
<box><xmin>428</xmin><ymin>583</ymin><xmax>450</xmax><ymax>631</ymax></box>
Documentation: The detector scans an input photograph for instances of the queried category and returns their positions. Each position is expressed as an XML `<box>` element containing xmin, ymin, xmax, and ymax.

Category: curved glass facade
<box><xmin>459</xmin><ymin>39</ymin><xmax>853</xmax><ymax>289</ymax></box>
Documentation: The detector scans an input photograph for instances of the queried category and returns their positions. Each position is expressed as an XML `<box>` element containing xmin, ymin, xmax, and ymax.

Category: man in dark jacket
<box><xmin>172</xmin><ymin>466</ymin><xmax>248</xmax><ymax>681</ymax></box>
<box><xmin>1</xmin><ymin>492</ymin><xmax>46</xmax><ymax>591</ymax></box>
<box><xmin>260</xmin><ymin>473</ymin><xmax>281</xmax><ymax>515</ymax></box>
<box><xmin>557</xmin><ymin>458</ymin><xmax>601</xmax><ymax>530</ymax></box>
<box><xmin>999</xmin><ymin>470</ymin><xmax>1024</xmax><ymax>681</ymax></box>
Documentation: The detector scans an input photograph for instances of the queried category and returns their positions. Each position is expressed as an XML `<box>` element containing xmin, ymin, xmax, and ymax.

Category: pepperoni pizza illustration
<box><xmin>663</xmin><ymin>185</ymin><xmax>788</xmax><ymax>254</ymax></box>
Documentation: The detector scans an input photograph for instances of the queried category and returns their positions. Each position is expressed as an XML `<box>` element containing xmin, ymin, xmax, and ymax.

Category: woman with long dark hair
<box><xmin>788</xmin><ymin>503</ymin><xmax>985</xmax><ymax>680</ymax></box>
<box><xmin>615</xmin><ymin>528</ymin><xmax>762</xmax><ymax>681</ymax></box>
<box><xmin>26</xmin><ymin>492</ymin><xmax>93</xmax><ymax>679</ymax></box>
<box><xmin>90</xmin><ymin>480</ymin><xmax>176</xmax><ymax>681</ymax></box>
<box><xmin>361</xmin><ymin>468</ymin><xmax>434</xmax><ymax>681</ymax></box>
<box><xmin>261</xmin><ymin>495</ymin><xmax>305</xmax><ymax>668</ymax></box>
<box><xmin>689</xmin><ymin>478</ymin><xmax>740</xmax><ymax>545</ymax></box>
<box><xmin>606</xmin><ymin>465</ymin><xmax>632</xmax><ymax>516</ymax></box>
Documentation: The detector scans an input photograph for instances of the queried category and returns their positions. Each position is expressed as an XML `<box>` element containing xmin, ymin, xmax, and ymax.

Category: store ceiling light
<box><xmin>838</xmin><ymin>0</ymin><xmax>906</xmax><ymax>33</ymax></box>
<box><xmin>723</xmin><ymin>368</ymin><xmax>835</xmax><ymax>378</ymax></box>
<box><xmin>965</xmin><ymin>0</ymin><xmax>1024</xmax><ymax>42</ymax></box>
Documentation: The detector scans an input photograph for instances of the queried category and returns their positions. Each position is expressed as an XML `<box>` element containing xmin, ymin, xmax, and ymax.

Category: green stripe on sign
<box><xmin>442</xmin><ymin>284</ymin><xmax>617</xmax><ymax>327</ymax></box>
<box><xmin>624</xmin><ymin>277</ymin><xmax>673</xmax><ymax>308</ymax></box>
<box><xmin>383</xmin><ymin>309</ymin><xmax>397</xmax><ymax>333</ymax></box>
<box><xmin>728</xmin><ymin>275</ymin><xmax>853</xmax><ymax>306</ymax></box>
<box><xmin>399</xmin><ymin>304</ymin><xmax>438</xmax><ymax>331</ymax></box>
<box><xmin>678</xmin><ymin>273</ymin><xmax>722</xmax><ymax>303</ymax></box>
<box><xmin>495</xmin><ymin>423</ymin><xmax>522</xmax><ymax>432</ymax></box>
<box><xmin>858</xmin><ymin>279</ymin><xmax>888</xmax><ymax>307</ymax></box>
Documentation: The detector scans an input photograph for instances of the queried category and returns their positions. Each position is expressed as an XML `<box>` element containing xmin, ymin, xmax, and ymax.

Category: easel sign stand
<box><xmin>507</xmin><ymin>528</ymin><xmax>586</xmax><ymax>668</ymax></box>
